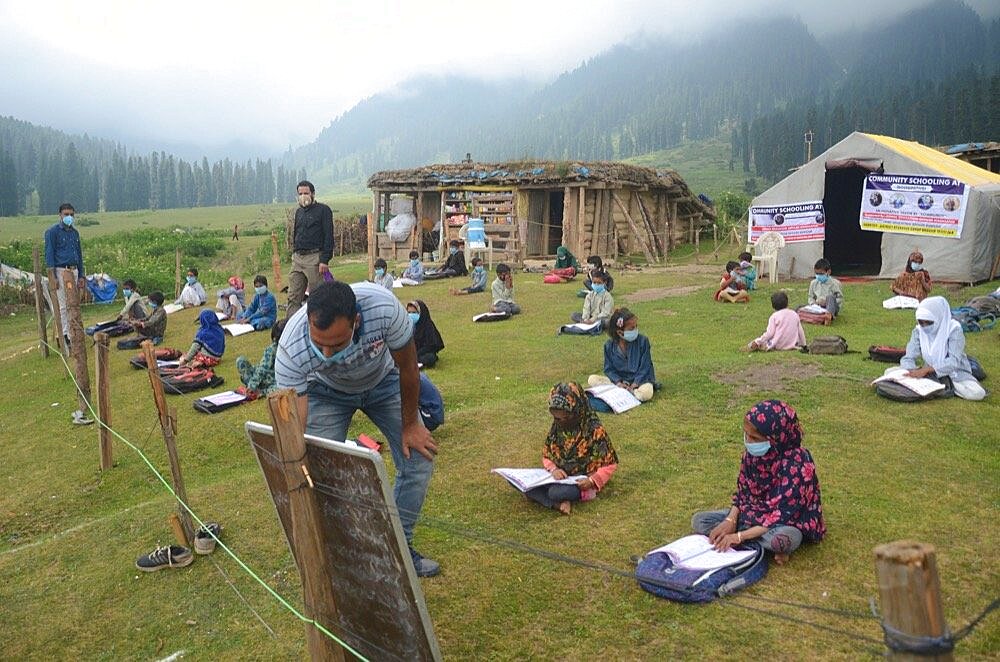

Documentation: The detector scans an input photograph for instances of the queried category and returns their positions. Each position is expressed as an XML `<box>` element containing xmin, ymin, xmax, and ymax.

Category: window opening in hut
<box><xmin>822</xmin><ymin>166</ymin><xmax>882</xmax><ymax>276</ymax></box>
<box><xmin>547</xmin><ymin>191</ymin><xmax>565</xmax><ymax>254</ymax></box>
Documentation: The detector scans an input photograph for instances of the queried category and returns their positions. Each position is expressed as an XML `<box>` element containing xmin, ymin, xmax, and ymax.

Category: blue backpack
<box><xmin>635</xmin><ymin>541</ymin><xmax>768</xmax><ymax>603</ymax></box>
<box><xmin>418</xmin><ymin>372</ymin><xmax>444</xmax><ymax>431</ymax></box>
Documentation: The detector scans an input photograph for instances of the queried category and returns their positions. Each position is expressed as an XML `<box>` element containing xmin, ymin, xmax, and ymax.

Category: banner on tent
<box><xmin>748</xmin><ymin>201</ymin><xmax>825</xmax><ymax>244</ymax></box>
<box><xmin>859</xmin><ymin>173</ymin><xmax>968</xmax><ymax>239</ymax></box>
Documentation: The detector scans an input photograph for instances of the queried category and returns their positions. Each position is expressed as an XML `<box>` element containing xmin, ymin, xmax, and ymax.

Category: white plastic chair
<box><xmin>750</xmin><ymin>231</ymin><xmax>785</xmax><ymax>283</ymax></box>
<box><xmin>458</xmin><ymin>222</ymin><xmax>493</xmax><ymax>271</ymax></box>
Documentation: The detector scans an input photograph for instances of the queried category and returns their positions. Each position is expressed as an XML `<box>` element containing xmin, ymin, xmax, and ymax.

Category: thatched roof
<box><xmin>367</xmin><ymin>160</ymin><xmax>715</xmax><ymax>219</ymax></box>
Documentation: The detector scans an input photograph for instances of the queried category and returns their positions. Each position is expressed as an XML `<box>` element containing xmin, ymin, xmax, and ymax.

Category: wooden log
<box><xmin>612</xmin><ymin>192</ymin><xmax>656</xmax><ymax>264</ymax></box>
<box><xmin>168</xmin><ymin>512</ymin><xmax>188</xmax><ymax>548</ymax></box>
<box><xmin>874</xmin><ymin>541</ymin><xmax>953</xmax><ymax>661</ymax></box>
<box><xmin>592</xmin><ymin>187</ymin><xmax>604</xmax><ymax>259</ymax></box>
<box><xmin>61</xmin><ymin>269</ymin><xmax>91</xmax><ymax>413</ymax></box>
<box><xmin>366</xmin><ymin>212</ymin><xmax>375</xmax><ymax>278</ymax></box>
<box><xmin>32</xmin><ymin>246</ymin><xmax>49</xmax><ymax>358</ymax></box>
<box><xmin>95</xmin><ymin>332</ymin><xmax>113</xmax><ymax>470</ymax></box>
<box><xmin>634</xmin><ymin>192</ymin><xmax>662</xmax><ymax>260</ymax></box>
<box><xmin>46</xmin><ymin>268</ymin><xmax>65</xmax><ymax>354</ymax></box>
<box><xmin>577</xmin><ymin>187</ymin><xmax>586</xmax><ymax>258</ymax></box>
<box><xmin>268</xmin><ymin>389</ymin><xmax>345</xmax><ymax>662</ymax></box>
<box><xmin>141</xmin><ymin>340</ymin><xmax>194</xmax><ymax>543</ymax></box>
<box><xmin>270</xmin><ymin>232</ymin><xmax>283</xmax><ymax>293</ymax></box>
<box><xmin>174</xmin><ymin>248</ymin><xmax>182</xmax><ymax>299</ymax></box>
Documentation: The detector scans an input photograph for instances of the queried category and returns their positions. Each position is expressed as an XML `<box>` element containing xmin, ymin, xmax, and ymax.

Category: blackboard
<box><xmin>246</xmin><ymin>422</ymin><xmax>441</xmax><ymax>662</ymax></box>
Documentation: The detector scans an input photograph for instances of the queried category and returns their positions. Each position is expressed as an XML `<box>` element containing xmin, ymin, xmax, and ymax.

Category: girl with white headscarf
<box><xmin>900</xmin><ymin>296</ymin><xmax>986</xmax><ymax>401</ymax></box>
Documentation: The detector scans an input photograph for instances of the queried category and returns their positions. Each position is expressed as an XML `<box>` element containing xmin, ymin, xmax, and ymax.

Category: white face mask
<box><xmin>298</xmin><ymin>193</ymin><xmax>312</xmax><ymax>208</ymax></box>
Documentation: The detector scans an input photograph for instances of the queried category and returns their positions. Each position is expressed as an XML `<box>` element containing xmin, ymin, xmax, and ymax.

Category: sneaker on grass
<box><xmin>136</xmin><ymin>545</ymin><xmax>193</xmax><ymax>572</ymax></box>
<box><xmin>194</xmin><ymin>522</ymin><xmax>222</xmax><ymax>555</ymax></box>
<box><xmin>409</xmin><ymin>548</ymin><xmax>440</xmax><ymax>578</ymax></box>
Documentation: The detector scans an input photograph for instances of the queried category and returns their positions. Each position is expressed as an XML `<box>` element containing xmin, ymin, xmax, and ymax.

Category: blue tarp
<box><xmin>85</xmin><ymin>273</ymin><xmax>118</xmax><ymax>304</ymax></box>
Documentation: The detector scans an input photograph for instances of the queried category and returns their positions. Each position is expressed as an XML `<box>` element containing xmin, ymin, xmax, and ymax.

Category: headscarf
<box><xmin>544</xmin><ymin>382</ymin><xmax>618</xmax><ymax>476</ymax></box>
<box><xmin>195</xmin><ymin>309</ymin><xmax>226</xmax><ymax>356</ymax></box>
<box><xmin>228</xmin><ymin>276</ymin><xmax>245</xmax><ymax>290</ymax></box>
<box><xmin>554</xmin><ymin>246</ymin><xmax>579</xmax><ymax>270</ymax></box>
<box><xmin>734</xmin><ymin>400</ymin><xmax>825</xmax><ymax>542</ymax></box>
<box><xmin>891</xmin><ymin>251</ymin><xmax>931</xmax><ymax>300</ymax></box>
<box><xmin>409</xmin><ymin>300</ymin><xmax>444</xmax><ymax>355</ymax></box>
<box><xmin>915</xmin><ymin>296</ymin><xmax>960</xmax><ymax>368</ymax></box>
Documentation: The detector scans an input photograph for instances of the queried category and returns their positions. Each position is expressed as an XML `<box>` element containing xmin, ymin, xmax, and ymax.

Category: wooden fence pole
<box><xmin>62</xmin><ymin>269</ymin><xmax>91</xmax><ymax>414</ymax></box>
<box><xmin>32</xmin><ymin>246</ymin><xmax>49</xmax><ymax>358</ymax></box>
<box><xmin>271</xmin><ymin>231</ymin><xmax>283</xmax><ymax>293</ymax></box>
<box><xmin>141</xmin><ymin>340</ymin><xmax>194</xmax><ymax>544</ymax></box>
<box><xmin>174</xmin><ymin>248</ymin><xmax>182</xmax><ymax>299</ymax></box>
<box><xmin>366</xmin><ymin>212</ymin><xmax>374</xmax><ymax>280</ymax></box>
<box><xmin>168</xmin><ymin>513</ymin><xmax>188</xmax><ymax>547</ymax></box>
<box><xmin>267</xmin><ymin>389</ymin><xmax>345</xmax><ymax>662</ymax></box>
<box><xmin>46</xmin><ymin>268</ymin><xmax>66</xmax><ymax>354</ymax></box>
<box><xmin>95</xmin><ymin>332</ymin><xmax>113</xmax><ymax>470</ymax></box>
<box><xmin>874</xmin><ymin>540</ymin><xmax>953</xmax><ymax>661</ymax></box>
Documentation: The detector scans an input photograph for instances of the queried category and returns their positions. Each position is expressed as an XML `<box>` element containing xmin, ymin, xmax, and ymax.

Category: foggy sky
<box><xmin>0</xmin><ymin>0</ymin><xmax>995</xmax><ymax>159</ymax></box>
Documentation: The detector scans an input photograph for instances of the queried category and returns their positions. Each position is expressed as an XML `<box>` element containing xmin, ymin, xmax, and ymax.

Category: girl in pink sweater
<box><xmin>746</xmin><ymin>291</ymin><xmax>806</xmax><ymax>352</ymax></box>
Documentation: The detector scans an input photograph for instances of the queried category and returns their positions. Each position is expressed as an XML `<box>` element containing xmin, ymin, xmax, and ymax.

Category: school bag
<box><xmin>193</xmin><ymin>389</ymin><xmax>249</xmax><ymax>414</ymax></box>
<box><xmin>117</xmin><ymin>336</ymin><xmax>162</xmax><ymax>350</ymax></box>
<box><xmin>558</xmin><ymin>322</ymin><xmax>604</xmax><ymax>336</ymax></box>
<box><xmin>797</xmin><ymin>309</ymin><xmax>833</xmax><ymax>326</ymax></box>
<box><xmin>85</xmin><ymin>320</ymin><xmax>134</xmax><ymax>337</ymax></box>
<box><xmin>129</xmin><ymin>348</ymin><xmax>183</xmax><ymax>369</ymax></box>
<box><xmin>418</xmin><ymin>373</ymin><xmax>445</xmax><ymax>431</ymax></box>
<box><xmin>635</xmin><ymin>538</ymin><xmax>768</xmax><ymax>603</ymax></box>
<box><xmin>801</xmin><ymin>335</ymin><xmax>847</xmax><ymax>355</ymax></box>
<box><xmin>159</xmin><ymin>366</ymin><xmax>224</xmax><ymax>394</ymax></box>
<box><xmin>875</xmin><ymin>377</ymin><xmax>954</xmax><ymax>402</ymax></box>
<box><xmin>951</xmin><ymin>305</ymin><xmax>997</xmax><ymax>333</ymax></box>
<box><xmin>867</xmin><ymin>345</ymin><xmax>906</xmax><ymax>363</ymax></box>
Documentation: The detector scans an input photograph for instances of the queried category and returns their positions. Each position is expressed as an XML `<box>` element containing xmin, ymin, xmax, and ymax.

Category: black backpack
<box><xmin>867</xmin><ymin>345</ymin><xmax>906</xmax><ymax>363</ymax></box>
<box><xmin>875</xmin><ymin>377</ymin><xmax>954</xmax><ymax>402</ymax></box>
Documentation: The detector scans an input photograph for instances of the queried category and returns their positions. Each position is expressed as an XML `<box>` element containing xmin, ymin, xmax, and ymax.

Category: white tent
<box><xmin>751</xmin><ymin>132</ymin><xmax>1000</xmax><ymax>282</ymax></box>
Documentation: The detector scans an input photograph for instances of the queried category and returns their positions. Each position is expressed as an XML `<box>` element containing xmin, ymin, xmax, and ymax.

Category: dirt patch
<box><xmin>712</xmin><ymin>362</ymin><xmax>823</xmax><ymax>404</ymax></box>
<box><xmin>625</xmin><ymin>285</ymin><xmax>702</xmax><ymax>303</ymax></box>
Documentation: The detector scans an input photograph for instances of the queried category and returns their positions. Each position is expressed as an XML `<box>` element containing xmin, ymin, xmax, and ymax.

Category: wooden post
<box><xmin>270</xmin><ymin>231</ymin><xmax>283</xmax><ymax>293</ymax></box>
<box><xmin>141</xmin><ymin>340</ymin><xmax>194</xmax><ymax>544</ymax></box>
<box><xmin>577</xmin><ymin>187</ymin><xmax>586</xmax><ymax>259</ymax></box>
<box><xmin>366</xmin><ymin>212</ymin><xmax>375</xmax><ymax>279</ymax></box>
<box><xmin>174</xmin><ymin>248</ymin><xmax>182</xmax><ymax>299</ymax></box>
<box><xmin>267</xmin><ymin>389</ymin><xmax>345</xmax><ymax>662</ymax></box>
<box><xmin>168</xmin><ymin>513</ymin><xmax>188</xmax><ymax>548</ymax></box>
<box><xmin>874</xmin><ymin>540</ymin><xmax>953</xmax><ymax>661</ymax></box>
<box><xmin>62</xmin><ymin>269</ymin><xmax>91</xmax><ymax>413</ymax></box>
<box><xmin>45</xmin><ymin>268</ymin><xmax>65</xmax><ymax>354</ymax></box>
<box><xmin>32</xmin><ymin>246</ymin><xmax>49</xmax><ymax>358</ymax></box>
<box><xmin>95</xmin><ymin>332</ymin><xmax>113</xmax><ymax>470</ymax></box>
<box><xmin>612</xmin><ymin>192</ymin><xmax>656</xmax><ymax>264</ymax></box>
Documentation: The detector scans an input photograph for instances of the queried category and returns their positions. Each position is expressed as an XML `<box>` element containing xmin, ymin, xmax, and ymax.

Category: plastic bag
<box><xmin>386</xmin><ymin>213</ymin><xmax>416</xmax><ymax>242</ymax></box>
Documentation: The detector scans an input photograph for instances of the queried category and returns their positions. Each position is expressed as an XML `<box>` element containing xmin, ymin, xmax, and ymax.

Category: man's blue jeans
<box><xmin>305</xmin><ymin>370</ymin><xmax>434</xmax><ymax>544</ymax></box>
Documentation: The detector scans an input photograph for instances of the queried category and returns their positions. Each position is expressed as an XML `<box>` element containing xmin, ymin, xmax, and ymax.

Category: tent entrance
<box><xmin>822</xmin><ymin>166</ymin><xmax>882</xmax><ymax>275</ymax></box>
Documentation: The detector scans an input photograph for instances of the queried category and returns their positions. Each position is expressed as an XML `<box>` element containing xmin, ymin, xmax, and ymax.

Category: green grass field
<box><xmin>0</xmin><ymin>229</ymin><xmax>997</xmax><ymax>659</ymax></box>
<box><xmin>627</xmin><ymin>135</ymin><xmax>763</xmax><ymax>200</ymax></box>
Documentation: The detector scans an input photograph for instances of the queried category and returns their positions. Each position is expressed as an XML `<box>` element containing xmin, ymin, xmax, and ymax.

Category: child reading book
<box><xmin>116</xmin><ymin>278</ymin><xmax>149</xmax><ymax>322</ymax></box>
<box><xmin>397</xmin><ymin>250</ymin><xmax>424</xmax><ymax>286</ymax></box>
<box><xmin>216</xmin><ymin>275</ymin><xmax>246</xmax><ymax>320</ymax></box>
<box><xmin>745</xmin><ymin>291</ymin><xmax>805</xmax><ymax>352</ymax></box>
<box><xmin>236</xmin><ymin>275</ymin><xmax>277</xmax><ymax>331</ymax></box>
<box><xmin>522</xmin><ymin>382</ymin><xmax>618</xmax><ymax>515</ymax></box>
<box><xmin>450</xmin><ymin>257</ymin><xmax>487</xmax><ymax>295</ymax></box>
<box><xmin>371</xmin><ymin>258</ymin><xmax>394</xmax><ymax>290</ymax></box>
<box><xmin>178</xmin><ymin>309</ymin><xmax>225</xmax><ymax>368</ymax></box>
<box><xmin>424</xmin><ymin>239</ymin><xmax>468</xmax><ymax>279</ymax></box>
<box><xmin>570</xmin><ymin>270</ymin><xmax>614</xmax><ymax>329</ymax></box>
<box><xmin>805</xmin><ymin>258</ymin><xmax>843</xmax><ymax>318</ymax></box>
<box><xmin>132</xmin><ymin>291</ymin><xmax>167</xmax><ymax>342</ymax></box>
<box><xmin>407</xmin><ymin>300</ymin><xmax>445</xmax><ymax>367</ymax></box>
<box><xmin>588</xmin><ymin>308</ymin><xmax>656</xmax><ymax>404</ymax></box>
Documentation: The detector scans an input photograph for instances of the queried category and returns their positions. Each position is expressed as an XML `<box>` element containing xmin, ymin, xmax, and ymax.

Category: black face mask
<box><xmin>553</xmin><ymin>413</ymin><xmax>580</xmax><ymax>431</ymax></box>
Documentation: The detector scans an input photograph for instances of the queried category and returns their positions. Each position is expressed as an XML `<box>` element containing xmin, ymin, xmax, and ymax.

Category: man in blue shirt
<box><xmin>44</xmin><ymin>203</ymin><xmax>85</xmax><ymax>344</ymax></box>
<box><xmin>275</xmin><ymin>280</ymin><xmax>440</xmax><ymax>577</ymax></box>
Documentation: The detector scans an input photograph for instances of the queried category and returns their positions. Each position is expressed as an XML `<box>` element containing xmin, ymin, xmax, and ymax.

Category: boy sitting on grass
<box><xmin>451</xmin><ymin>257</ymin><xmax>487</xmax><ymax>295</ymax></box>
<box><xmin>570</xmin><ymin>270</ymin><xmax>614</xmax><ymax>329</ymax></box>
<box><xmin>806</xmin><ymin>258</ymin><xmax>843</xmax><ymax>318</ymax></box>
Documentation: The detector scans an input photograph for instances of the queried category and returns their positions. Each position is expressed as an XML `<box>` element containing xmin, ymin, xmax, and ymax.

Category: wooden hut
<box><xmin>366</xmin><ymin>160</ymin><xmax>715</xmax><ymax>267</ymax></box>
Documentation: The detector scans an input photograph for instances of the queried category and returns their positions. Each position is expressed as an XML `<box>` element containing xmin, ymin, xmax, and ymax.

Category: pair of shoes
<box><xmin>194</xmin><ymin>522</ymin><xmax>222</xmax><ymax>555</ymax></box>
<box><xmin>409</xmin><ymin>547</ymin><xmax>440</xmax><ymax>578</ymax></box>
<box><xmin>135</xmin><ymin>545</ymin><xmax>194</xmax><ymax>571</ymax></box>
<box><xmin>71</xmin><ymin>410</ymin><xmax>94</xmax><ymax>425</ymax></box>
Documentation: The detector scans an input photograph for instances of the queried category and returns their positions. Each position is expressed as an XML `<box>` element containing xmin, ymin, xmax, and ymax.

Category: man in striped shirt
<box><xmin>275</xmin><ymin>280</ymin><xmax>440</xmax><ymax>577</ymax></box>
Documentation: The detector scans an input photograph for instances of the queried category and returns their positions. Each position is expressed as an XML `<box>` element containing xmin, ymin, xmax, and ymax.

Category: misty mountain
<box><xmin>292</xmin><ymin>0</ymin><xmax>998</xmax><ymax>185</ymax></box>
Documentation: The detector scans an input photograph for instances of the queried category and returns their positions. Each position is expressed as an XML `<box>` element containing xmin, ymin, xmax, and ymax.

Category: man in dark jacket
<box><xmin>287</xmin><ymin>180</ymin><xmax>334</xmax><ymax>316</ymax></box>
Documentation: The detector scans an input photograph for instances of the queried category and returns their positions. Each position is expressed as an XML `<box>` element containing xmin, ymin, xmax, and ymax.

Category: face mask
<box><xmin>592</xmin><ymin>283</ymin><xmax>606</xmax><ymax>294</ymax></box>
<box><xmin>374</xmin><ymin>268</ymin><xmax>385</xmax><ymax>277</ymax></box>
<box><xmin>815</xmin><ymin>274</ymin><xmax>829</xmax><ymax>283</ymax></box>
<box><xmin>298</xmin><ymin>194</ymin><xmax>312</xmax><ymax>207</ymax></box>
<box><xmin>911</xmin><ymin>262</ymin><xmax>923</xmax><ymax>271</ymax></box>
<box><xmin>554</xmin><ymin>413</ymin><xmax>579</xmax><ymax>430</ymax></box>
<box><xmin>122</xmin><ymin>289</ymin><xmax>133</xmax><ymax>299</ymax></box>
<box><xmin>408</xmin><ymin>311</ymin><xmax>420</xmax><ymax>324</ymax></box>
<box><xmin>744</xmin><ymin>432</ymin><xmax>771</xmax><ymax>457</ymax></box>
<box><xmin>186</xmin><ymin>276</ymin><xmax>196</xmax><ymax>285</ymax></box>
<box><xmin>623</xmin><ymin>329</ymin><xmax>639</xmax><ymax>342</ymax></box>
<box><xmin>309</xmin><ymin>334</ymin><xmax>355</xmax><ymax>365</ymax></box>
<box><xmin>410</xmin><ymin>259</ymin><xmax>420</xmax><ymax>267</ymax></box>
<box><xmin>474</xmin><ymin>265</ymin><xmax>484</xmax><ymax>273</ymax></box>
<box><xmin>449</xmin><ymin>247</ymin><xmax>458</xmax><ymax>255</ymax></box>
<box><xmin>918</xmin><ymin>320</ymin><xmax>935</xmax><ymax>332</ymax></box>
<box><xmin>149</xmin><ymin>302</ymin><xmax>158</xmax><ymax>309</ymax></box>
<box><xmin>62</xmin><ymin>215</ymin><xmax>74</xmax><ymax>226</ymax></box>
<box><xmin>255</xmin><ymin>285</ymin><xmax>267</xmax><ymax>295</ymax></box>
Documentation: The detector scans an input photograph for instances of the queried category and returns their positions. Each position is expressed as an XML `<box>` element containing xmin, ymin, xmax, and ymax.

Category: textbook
<box><xmin>871</xmin><ymin>367</ymin><xmax>946</xmax><ymax>397</ymax></box>
<box><xmin>223</xmin><ymin>323</ymin><xmax>256</xmax><ymax>337</ymax></box>
<box><xmin>648</xmin><ymin>535</ymin><xmax>756</xmax><ymax>571</ymax></box>
<box><xmin>800</xmin><ymin>303</ymin><xmax>827</xmax><ymax>314</ymax></box>
<box><xmin>491</xmin><ymin>467</ymin><xmax>585</xmax><ymax>493</ymax></box>
<box><xmin>882</xmin><ymin>295</ymin><xmax>920</xmax><ymax>310</ymax></box>
<box><xmin>163</xmin><ymin>303</ymin><xmax>184</xmax><ymax>314</ymax></box>
<box><xmin>585</xmin><ymin>383</ymin><xmax>641</xmax><ymax>413</ymax></box>
<box><xmin>472</xmin><ymin>312</ymin><xmax>511</xmax><ymax>322</ymax></box>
